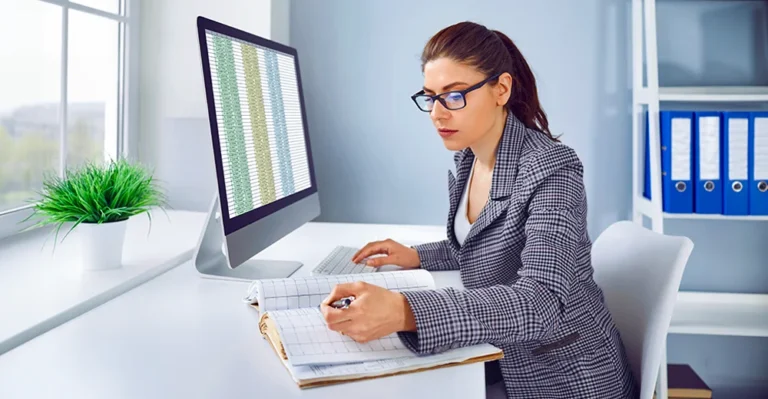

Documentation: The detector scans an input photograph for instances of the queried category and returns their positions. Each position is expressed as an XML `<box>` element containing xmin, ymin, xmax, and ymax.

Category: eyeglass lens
<box><xmin>415</xmin><ymin>92</ymin><xmax>465</xmax><ymax>111</ymax></box>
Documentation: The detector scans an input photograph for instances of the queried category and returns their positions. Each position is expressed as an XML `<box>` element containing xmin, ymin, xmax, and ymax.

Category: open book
<box><xmin>243</xmin><ymin>269</ymin><xmax>503</xmax><ymax>388</ymax></box>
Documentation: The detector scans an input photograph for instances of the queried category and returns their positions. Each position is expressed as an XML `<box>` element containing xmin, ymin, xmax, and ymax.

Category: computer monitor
<box><xmin>192</xmin><ymin>16</ymin><xmax>321</xmax><ymax>281</ymax></box>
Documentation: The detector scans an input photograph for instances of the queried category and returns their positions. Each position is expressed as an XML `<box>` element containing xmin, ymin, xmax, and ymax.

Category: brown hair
<box><xmin>421</xmin><ymin>21</ymin><xmax>557</xmax><ymax>141</ymax></box>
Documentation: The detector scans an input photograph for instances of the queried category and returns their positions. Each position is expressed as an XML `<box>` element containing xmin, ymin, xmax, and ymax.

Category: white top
<box><xmin>454</xmin><ymin>160</ymin><xmax>476</xmax><ymax>246</ymax></box>
<box><xmin>0</xmin><ymin>222</ymin><xmax>481</xmax><ymax>399</ymax></box>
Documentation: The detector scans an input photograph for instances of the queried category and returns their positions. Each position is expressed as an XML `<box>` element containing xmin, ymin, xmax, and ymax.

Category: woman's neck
<box><xmin>470</xmin><ymin>109</ymin><xmax>507</xmax><ymax>170</ymax></box>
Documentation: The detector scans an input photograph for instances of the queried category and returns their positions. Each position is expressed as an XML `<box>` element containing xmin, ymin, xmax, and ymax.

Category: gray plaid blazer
<box><xmin>398</xmin><ymin>112</ymin><xmax>639</xmax><ymax>399</ymax></box>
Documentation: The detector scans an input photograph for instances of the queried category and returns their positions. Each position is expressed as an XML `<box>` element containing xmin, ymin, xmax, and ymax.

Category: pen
<box><xmin>328</xmin><ymin>296</ymin><xmax>355</xmax><ymax>309</ymax></box>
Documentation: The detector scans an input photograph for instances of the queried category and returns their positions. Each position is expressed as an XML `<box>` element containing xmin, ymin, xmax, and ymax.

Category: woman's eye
<box><xmin>446</xmin><ymin>93</ymin><xmax>462</xmax><ymax>101</ymax></box>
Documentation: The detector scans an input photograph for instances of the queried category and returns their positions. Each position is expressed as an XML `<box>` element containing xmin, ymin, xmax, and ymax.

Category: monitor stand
<box><xmin>192</xmin><ymin>196</ymin><xmax>302</xmax><ymax>282</ymax></box>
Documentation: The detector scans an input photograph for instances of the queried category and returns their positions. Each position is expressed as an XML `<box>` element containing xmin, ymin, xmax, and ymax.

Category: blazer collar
<box><xmin>446</xmin><ymin>112</ymin><xmax>527</xmax><ymax>250</ymax></box>
<box><xmin>451</xmin><ymin>111</ymin><xmax>526</xmax><ymax>201</ymax></box>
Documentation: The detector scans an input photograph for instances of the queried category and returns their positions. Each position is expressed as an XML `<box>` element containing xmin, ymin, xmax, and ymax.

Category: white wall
<box><xmin>138</xmin><ymin>0</ymin><xmax>278</xmax><ymax>211</ymax></box>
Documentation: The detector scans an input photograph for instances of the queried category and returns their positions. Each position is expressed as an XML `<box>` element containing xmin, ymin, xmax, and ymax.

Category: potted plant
<box><xmin>22</xmin><ymin>158</ymin><xmax>167</xmax><ymax>271</ymax></box>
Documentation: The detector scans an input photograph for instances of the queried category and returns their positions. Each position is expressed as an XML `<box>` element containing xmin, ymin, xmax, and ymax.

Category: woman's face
<box><xmin>421</xmin><ymin>57</ymin><xmax>510</xmax><ymax>151</ymax></box>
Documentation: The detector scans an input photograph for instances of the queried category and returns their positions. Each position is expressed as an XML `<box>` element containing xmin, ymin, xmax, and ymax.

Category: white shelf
<box><xmin>636</xmin><ymin>198</ymin><xmax>768</xmax><ymax>221</ymax></box>
<box><xmin>659</xmin><ymin>86</ymin><xmax>768</xmax><ymax>102</ymax></box>
<box><xmin>670</xmin><ymin>292</ymin><xmax>768</xmax><ymax>337</ymax></box>
<box><xmin>663</xmin><ymin>212</ymin><xmax>768</xmax><ymax>221</ymax></box>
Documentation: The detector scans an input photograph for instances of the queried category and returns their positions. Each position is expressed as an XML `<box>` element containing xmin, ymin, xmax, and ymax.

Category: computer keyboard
<box><xmin>311</xmin><ymin>246</ymin><xmax>377</xmax><ymax>275</ymax></box>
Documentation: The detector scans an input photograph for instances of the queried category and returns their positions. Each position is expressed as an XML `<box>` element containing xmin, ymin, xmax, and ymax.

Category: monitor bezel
<box><xmin>196</xmin><ymin>16</ymin><xmax>319</xmax><ymax>236</ymax></box>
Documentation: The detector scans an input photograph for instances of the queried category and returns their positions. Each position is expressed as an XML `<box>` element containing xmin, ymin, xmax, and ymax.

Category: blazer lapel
<box><xmin>461</xmin><ymin>112</ymin><xmax>526</xmax><ymax>248</ymax></box>
<box><xmin>446</xmin><ymin>150</ymin><xmax>474</xmax><ymax>252</ymax></box>
<box><xmin>462</xmin><ymin>197</ymin><xmax>508</xmax><ymax>248</ymax></box>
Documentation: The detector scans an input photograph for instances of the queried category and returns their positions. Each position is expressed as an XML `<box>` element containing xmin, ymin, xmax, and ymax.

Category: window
<box><xmin>0</xmin><ymin>0</ymin><xmax>135</xmax><ymax>237</ymax></box>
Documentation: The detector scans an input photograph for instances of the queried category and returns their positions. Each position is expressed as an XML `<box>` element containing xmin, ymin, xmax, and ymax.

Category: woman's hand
<box><xmin>351</xmin><ymin>239</ymin><xmax>421</xmax><ymax>269</ymax></box>
<box><xmin>320</xmin><ymin>281</ymin><xmax>416</xmax><ymax>343</ymax></box>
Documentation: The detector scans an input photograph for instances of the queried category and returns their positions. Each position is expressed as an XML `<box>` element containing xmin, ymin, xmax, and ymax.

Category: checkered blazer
<box><xmin>398</xmin><ymin>112</ymin><xmax>639</xmax><ymax>399</ymax></box>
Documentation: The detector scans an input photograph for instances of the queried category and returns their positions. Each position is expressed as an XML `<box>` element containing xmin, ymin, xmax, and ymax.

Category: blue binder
<box><xmin>722</xmin><ymin>112</ymin><xmax>750</xmax><ymax>215</ymax></box>
<box><xmin>693</xmin><ymin>111</ymin><xmax>723</xmax><ymax>214</ymax></box>
<box><xmin>749</xmin><ymin>112</ymin><xmax>768</xmax><ymax>215</ymax></box>
<box><xmin>659</xmin><ymin>111</ymin><xmax>695</xmax><ymax>213</ymax></box>
<box><xmin>643</xmin><ymin>111</ymin><xmax>651</xmax><ymax>200</ymax></box>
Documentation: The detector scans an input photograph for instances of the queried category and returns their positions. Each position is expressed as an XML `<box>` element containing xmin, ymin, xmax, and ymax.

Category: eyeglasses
<box><xmin>411</xmin><ymin>72</ymin><xmax>501</xmax><ymax>112</ymax></box>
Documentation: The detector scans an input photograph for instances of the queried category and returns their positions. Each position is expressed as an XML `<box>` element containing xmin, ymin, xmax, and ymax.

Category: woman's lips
<box><xmin>438</xmin><ymin>128</ymin><xmax>458</xmax><ymax>138</ymax></box>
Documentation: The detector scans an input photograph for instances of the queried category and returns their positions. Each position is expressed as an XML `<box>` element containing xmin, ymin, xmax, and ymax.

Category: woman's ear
<box><xmin>496</xmin><ymin>72</ymin><xmax>513</xmax><ymax>106</ymax></box>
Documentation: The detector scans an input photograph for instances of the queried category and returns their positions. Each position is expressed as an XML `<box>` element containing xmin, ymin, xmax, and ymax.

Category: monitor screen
<box><xmin>198</xmin><ymin>18</ymin><xmax>317</xmax><ymax>235</ymax></box>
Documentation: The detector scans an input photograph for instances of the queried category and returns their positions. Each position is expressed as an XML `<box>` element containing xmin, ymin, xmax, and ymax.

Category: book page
<box><xmin>289</xmin><ymin>343</ymin><xmax>501</xmax><ymax>382</ymax></box>
<box><xmin>245</xmin><ymin>269</ymin><xmax>434</xmax><ymax>312</ymax></box>
<box><xmin>269</xmin><ymin>307</ymin><xmax>416</xmax><ymax>367</ymax></box>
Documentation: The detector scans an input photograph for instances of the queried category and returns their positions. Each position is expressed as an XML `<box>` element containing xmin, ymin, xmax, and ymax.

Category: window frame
<box><xmin>0</xmin><ymin>0</ymin><xmax>140</xmax><ymax>241</ymax></box>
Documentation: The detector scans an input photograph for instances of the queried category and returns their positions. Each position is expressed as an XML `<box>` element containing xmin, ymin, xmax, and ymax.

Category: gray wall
<box><xmin>291</xmin><ymin>0</ymin><xmax>632</xmax><ymax>237</ymax></box>
<box><xmin>290</xmin><ymin>0</ymin><xmax>768</xmax><ymax>397</ymax></box>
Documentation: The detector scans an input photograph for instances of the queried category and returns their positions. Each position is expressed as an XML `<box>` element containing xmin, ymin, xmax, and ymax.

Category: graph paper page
<box><xmin>250</xmin><ymin>269</ymin><xmax>434</xmax><ymax>312</ymax></box>
<box><xmin>270</xmin><ymin>307</ymin><xmax>415</xmax><ymax>367</ymax></box>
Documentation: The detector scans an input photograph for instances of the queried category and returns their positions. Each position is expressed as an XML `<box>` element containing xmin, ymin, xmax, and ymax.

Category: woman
<box><xmin>320</xmin><ymin>21</ymin><xmax>639</xmax><ymax>399</ymax></box>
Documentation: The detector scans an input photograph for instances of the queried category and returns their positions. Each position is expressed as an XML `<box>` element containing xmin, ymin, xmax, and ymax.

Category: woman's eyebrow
<box><xmin>423</xmin><ymin>81</ymin><xmax>468</xmax><ymax>93</ymax></box>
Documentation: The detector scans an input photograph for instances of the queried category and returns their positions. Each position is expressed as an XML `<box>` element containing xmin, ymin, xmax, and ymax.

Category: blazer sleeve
<box><xmin>397</xmin><ymin>145</ymin><xmax>584</xmax><ymax>354</ymax></box>
<box><xmin>411</xmin><ymin>240</ymin><xmax>460</xmax><ymax>271</ymax></box>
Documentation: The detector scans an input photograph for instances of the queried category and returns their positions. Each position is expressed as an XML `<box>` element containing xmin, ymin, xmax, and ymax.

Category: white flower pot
<box><xmin>78</xmin><ymin>219</ymin><xmax>129</xmax><ymax>271</ymax></box>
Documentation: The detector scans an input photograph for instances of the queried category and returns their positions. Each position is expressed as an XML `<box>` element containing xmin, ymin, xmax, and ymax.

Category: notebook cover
<box><xmin>258</xmin><ymin>312</ymin><xmax>287</xmax><ymax>360</ymax></box>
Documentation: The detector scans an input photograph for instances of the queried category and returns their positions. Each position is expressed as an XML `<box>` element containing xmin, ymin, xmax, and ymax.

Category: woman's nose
<box><xmin>430</xmin><ymin>100</ymin><xmax>450</xmax><ymax>120</ymax></box>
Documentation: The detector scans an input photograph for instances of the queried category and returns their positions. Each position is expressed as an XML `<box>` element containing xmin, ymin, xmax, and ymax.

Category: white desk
<box><xmin>0</xmin><ymin>222</ymin><xmax>484</xmax><ymax>399</ymax></box>
<box><xmin>0</xmin><ymin>210</ymin><xmax>207</xmax><ymax>355</ymax></box>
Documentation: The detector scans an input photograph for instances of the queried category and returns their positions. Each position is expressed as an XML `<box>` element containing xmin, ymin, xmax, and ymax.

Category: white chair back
<box><xmin>591</xmin><ymin>221</ymin><xmax>694</xmax><ymax>399</ymax></box>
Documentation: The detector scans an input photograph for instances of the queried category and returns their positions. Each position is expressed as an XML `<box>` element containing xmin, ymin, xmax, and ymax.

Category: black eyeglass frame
<box><xmin>411</xmin><ymin>72</ymin><xmax>502</xmax><ymax>112</ymax></box>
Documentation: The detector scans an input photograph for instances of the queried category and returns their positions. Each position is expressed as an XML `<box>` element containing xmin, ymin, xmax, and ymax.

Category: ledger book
<box><xmin>243</xmin><ymin>269</ymin><xmax>503</xmax><ymax>388</ymax></box>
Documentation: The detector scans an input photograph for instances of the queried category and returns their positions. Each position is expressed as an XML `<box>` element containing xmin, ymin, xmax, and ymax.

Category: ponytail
<box><xmin>491</xmin><ymin>30</ymin><xmax>556</xmax><ymax>141</ymax></box>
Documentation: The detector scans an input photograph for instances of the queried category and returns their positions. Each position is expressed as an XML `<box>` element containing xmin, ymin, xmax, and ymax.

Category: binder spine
<box><xmin>694</xmin><ymin>111</ymin><xmax>723</xmax><ymax>214</ymax></box>
<box><xmin>723</xmin><ymin>112</ymin><xmax>750</xmax><ymax>215</ymax></box>
<box><xmin>749</xmin><ymin>112</ymin><xmax>768</xmax><ymax>215</ymax></box>
<box><xmin>660</xmin><ymin>111</ymin><xmax>694</xmax><ymax>214</ymax></box>
<box><xmin>644</xmin><ymin>111</ymin><xmax>651</xmax><ymax>201</ymax></box>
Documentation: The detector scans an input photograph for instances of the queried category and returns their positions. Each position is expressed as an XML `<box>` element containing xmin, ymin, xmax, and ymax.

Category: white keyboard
<box><xmin>311</xmin><ymin>246</ymin><xmax>377</xmax><ymax>275</ymax></box>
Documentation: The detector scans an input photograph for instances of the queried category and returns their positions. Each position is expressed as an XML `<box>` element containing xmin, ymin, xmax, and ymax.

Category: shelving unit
<box><xmin>631</xmin><ymin>1</ymin><xmax>768</xmax><ymax>398</ymax></box>
<box><xmin>670</xmin><ymin>292</ymin><xmax>768</xmax><ymax>337</ymax></box>
<box><xmin>659</xmin><ymin>86</ymin><xmax>768</xmax><ymax>102</ymax></box>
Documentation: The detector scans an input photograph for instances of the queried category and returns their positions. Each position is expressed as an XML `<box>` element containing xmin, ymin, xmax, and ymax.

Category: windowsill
<box><xmin>0</xmin><ymin>208</ymin><xmax>207</xmax><ymax>355</ymax></box>
<box><xmin>0</xmin><ymin>206</ymin><xmax>39</xmax><ymax>243</ymax></box>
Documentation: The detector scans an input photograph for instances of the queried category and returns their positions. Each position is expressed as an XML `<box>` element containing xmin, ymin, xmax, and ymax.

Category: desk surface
<box><xmin>0</xmin><ymin>210</ymin><xmax>207</xmax><ymax>355</ymax></box>
<box><xmin>0</xmin><ymin>221</ymin><xmax>484</xmax><ymax>399</ymax></box>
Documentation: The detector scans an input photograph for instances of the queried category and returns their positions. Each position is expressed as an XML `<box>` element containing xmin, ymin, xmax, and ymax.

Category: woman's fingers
<box><xmin>351</xmin><ymin>241</ymin><xmax>390</xmax><ymax>263</ymax></box>
<box><xmin>322</xmin><ymin>282</ymin><xmax>358</xmax><ymax>305</ymax></box>
<box><xmin>321</xmin><ymin>282</ymin><xmax>366</xmax><ymax>325</ymax></box>
<box><xmin>366</xmin><ymin>255</ymin><xmax>397</xmax><ymax>267</ymax></box>
<box><xmin>325</xmin><ymin>315</ymin><xmax>353</xmax><ymax>329</ymax></box>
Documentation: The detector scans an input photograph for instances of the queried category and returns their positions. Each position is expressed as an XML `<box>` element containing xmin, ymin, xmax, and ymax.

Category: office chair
<box><xmin>591</xmin><ymin>221</ymin><xmax>694</xmax><ymax>399</ymax></box>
